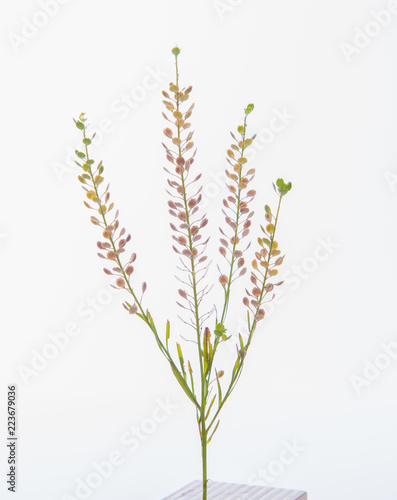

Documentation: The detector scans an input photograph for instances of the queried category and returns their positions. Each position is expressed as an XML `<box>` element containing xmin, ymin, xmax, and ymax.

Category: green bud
<box><xmin>75</xmin><ymin>121</ymin><xmax>84</xmax><ymax>130</ymax></box>
<box><xmin>172</xmin><ymin>46</ymin><xmax>180</xmax><ymax>56</ymax></box>
<box><xmin>83</xmin><ymin>138</ymin><xmax>91</xmax><ymax>145</ymax></box>
<box><xmin>265</xmin><ymin>205</ymin><xmax>271</xmax><ymax>214</ymax></box>
<box><xmin>237</xmin><ymin>125</ymin><xmax>245</xmax><ymax>134</ymax></box>
<box><xmin>245</xmin><ymin>103</ymin><xmax>254</xmax><ymax>115</ymax></box>
<box><xmin>214</xmin><ymin>323</ymin><xmax>227</xmax><ymax>337</ymax></box>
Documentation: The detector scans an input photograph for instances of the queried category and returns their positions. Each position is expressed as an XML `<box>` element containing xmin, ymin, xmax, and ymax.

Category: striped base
<box><xmin>163</xmin><ymin>480</ymin><xmax>307</xmax><ymax>499</ymax></box>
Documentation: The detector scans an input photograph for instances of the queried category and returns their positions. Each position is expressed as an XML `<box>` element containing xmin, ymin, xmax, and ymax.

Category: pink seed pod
<box><xmin>219</xmin><ymin>275</ymin><xmax>228</xmax><ymax>286</ymax></box>
<box><xmin>178</xmin><ymin>289</ymin><xmax>188</xmax><ymax>299</ymax></box>
<box><xmin>116</xmin><ymin>278</ymin><xmax>125</xmax><ymax>288</ymax></box>
<box><xmin>125</xmin><ymin>266</ymin><xmax>134</xmax><ymax>276</ymax></box>
<box><xmin>252</xmin><ymin>287</ymin><xmax>261</xmax><ymax>297</ymax></box>
<box><xmin>256</xmin><ymin>309</ymin><xmax>265</xmax><ymax>321</ymax></box>
<box><xmin>107</xmin><ymin>251</ymin><xmax>117</xmax><ymax>260</ymax></box>
<box><xmin>243</xmin><ymin>297</ymin><xmax>250</xmax><ymax>306</ymax></box>
<box><xmin>129</xmin><ymin>303</ymin><xmax>138</xmax><ymax>315</ymax></box>
<box><xmin>142</xmin><ymin>282</ymin><xmax>147</xmax><ymax>293</ymax></box>
<box><xmin>163</xmin><ymin>128</ymin><xmax>173</xmax><ymax>138</ymax></box>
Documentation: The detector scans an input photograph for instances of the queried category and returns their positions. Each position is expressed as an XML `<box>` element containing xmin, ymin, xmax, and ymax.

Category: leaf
<box><xmin>177</xmin><ymin>343</ymin><xmax>185</xmax><ymax>375</ymax></box>
<box><xmin>170</xmin><ymin>362</ymin><xmax>200</xmax><ymax>409</ymax></box>
<box><xmin>166</xmin><ymin>320</ymin><xmax>170</xmax><ymax>350</ymax></box>
<box><xmin>232</xmin><ymin>357</ymin><xmax>241</xmax><ymax>379</ymax></box>
<box><xmin>216</xmin><ymin>370</ymin><xmax>222</xmax><ymax>408</ymax></box>
<box><xmin>207</xmin><ymin>420</ymin><xmax>220</xmax><ymax>444</ymax></box>
<box><xmin>205</xmin><ymin>395</ymin><xmax>216</xmax><ymax>421</ymax></box>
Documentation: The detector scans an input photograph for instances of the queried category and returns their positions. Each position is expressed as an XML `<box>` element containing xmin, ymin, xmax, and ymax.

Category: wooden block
<box><xmin>163</xmin><ymin>480</ymin><xmax>307</xmax><ymax>499</ymax></box>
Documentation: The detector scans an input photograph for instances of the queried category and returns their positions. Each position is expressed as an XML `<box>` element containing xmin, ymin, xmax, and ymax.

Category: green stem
<box><xmin>174</xmin><ymin>53</ymin><xmax>208</xmax><ymax>499</ymax></box>
<box><xmin>220</xmin><ymin>115</ymin><xmax>247</xmax><ymax>324</ymax></box>
<box><xmin>202</xmin><ymin>429</ymin><xmax>208</xmax><ymax>499</ymax></box>
<box><xmin>206</xmin><ymin>115</ymin><xmax>248</xmax><ymax>381</ymax></box>
<box><xmin>207</xmin><ymin>194</ymin><xmax>284</xmax><ymax>432</ymax></box>
<box><xmin>82</xmin><ymin>131</ymin><xmax>145</xmax><ymax>320</ymax></box>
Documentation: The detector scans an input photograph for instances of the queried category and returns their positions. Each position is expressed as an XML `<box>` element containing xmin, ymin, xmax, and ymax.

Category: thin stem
<box><xmin>206</xmin><ymin>115</ymin><xmax>248</xmax><ymax>383</ymax></box>
<box><xmin>174</xmin><ymin>52</ymin><xmax>208</xmax><ymax>498</ymax></box>
<box><xmin>220</xmin><ymin>115</ymin><xmax>247</xmax><ymax>325</ymax></box>
<box><xmin>82</xmin><ymin>130</ymin><xmax>145</xmax><ymax>319</ymax></box>
<box><xmin>82</xmin><ymin>129</ymin><xmax>179</xmax><ymax>374</ymax></box>
<box><xmin>207</xmin><ymin>194</ymin><xmax>284</xmax><ymax>432</ymax></box>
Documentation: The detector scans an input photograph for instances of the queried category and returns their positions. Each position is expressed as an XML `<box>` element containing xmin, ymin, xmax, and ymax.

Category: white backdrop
<box><xmin>1</xmin><ymin>1</ymin><xmax>397</xmax><ymax>499</ymax></box>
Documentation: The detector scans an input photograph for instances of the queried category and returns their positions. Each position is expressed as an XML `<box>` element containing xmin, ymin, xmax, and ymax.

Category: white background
<box><xmin>1</xmin><ymin>0</ymin><xmax>397</xmax><ymax>499</ymax></box>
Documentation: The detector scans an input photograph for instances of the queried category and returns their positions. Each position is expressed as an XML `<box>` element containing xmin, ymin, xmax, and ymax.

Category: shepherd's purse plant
<box><xmin>72</xmin><ymin>47</ymin><xmax>292</xmax><ymax>500</ymax></box>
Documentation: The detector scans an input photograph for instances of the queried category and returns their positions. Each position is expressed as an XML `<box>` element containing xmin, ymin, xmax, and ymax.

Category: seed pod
<box><xmin>219</xmin><ymin>275</ymin><xmax>228</xmax><ymax>286</ymax></box>
<box><xmin>125</xmin><ymin>266</ymin><xmax>134</xmax><ymax>275</ymax></box>
<box><xmin>116</xmin><ymin>278</ymin><xmax>125</xmax><ymax>288</ymax></box>
<box><xmin>129</xmin><ymin>304</ymin><xmax>138</xmax><ymax>315</ymax></box>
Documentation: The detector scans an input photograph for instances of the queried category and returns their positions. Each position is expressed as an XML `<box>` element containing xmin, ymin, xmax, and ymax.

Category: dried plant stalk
<box><xmin>72</xmin><ymin>47</ymin><xmax>292</xmax><ymax>500</ymax></box>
